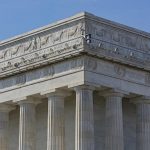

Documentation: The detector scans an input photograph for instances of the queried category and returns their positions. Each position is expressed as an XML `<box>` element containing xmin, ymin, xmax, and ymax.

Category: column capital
<box><xmin>47</xmin><ymin>91</ymin><xmax>65</xmax><ymax>150</ymax></box>
<box><xmin>135</xmin><ymin>96</ymin><xmax>150</xmax><ymax>150</ymax></box>
<box><xmin>41</xmin><ymin>89</ymin><xmax>72</xmax><ymax>98</ymax></box>
<box><xmin>99</xmin><ymin>89</ymin><xmax>128</xmax><ymax>98</ymax></box>
<box><xmin>74</xmin><ymin>85</ymin><xmax>95</xmax><ymax>92</ymax></box>
<box><xmin>0</xmin><ymin>103</ymin><xmax>16</xmax><ymax>112</ymax></box>
<box><xmin>104</xmin><ymin>92</ymin><xmax>124</xmax><ymax>150</ymax></box>
<box><xmin>15</xmin><ymin>96</ymin><xmax>41</xmax><ymax>105</ymax></box>
<box><xmin>18</xmin><ymin>97</ymin><xmax>37</xmax><ymax>150</ymax></box>
<box><xmin>131</xmin><ymin>96</ymin><xmax>150</xmax><ymax>104</ymax></box>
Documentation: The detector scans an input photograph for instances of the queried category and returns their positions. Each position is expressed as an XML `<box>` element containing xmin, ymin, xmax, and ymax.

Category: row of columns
<box><xmin>0</xmin><ymin>86</ymin><xmax>150</xmax><ymax>150</ymax></box>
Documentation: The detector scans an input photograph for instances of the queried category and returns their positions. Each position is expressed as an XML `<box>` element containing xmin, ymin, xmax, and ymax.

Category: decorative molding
<box><xmin>83</xmin><ymin>56</ymin><xmax>147</xmax><ymax>86</ymax></box>
<box><xmin>0</xmin><ymin>22</ymin><xmax>84</xmax><ymax>61</ymax></box>
<box><xmin>88</xmin><ymin>22</ymin><xmax>150</xmax><ymax>52</ymax></box>
<box><xmin>145</xmin><ymin>73</ymin><xmax>150</xmax><ymax>85</ymax></box>
<box><xmin>85</xmin><ymin>21</ymin><xmax>150</xmax><ymax>71</ymax></box>
<box><xmin>1</xmin><ymin>13</ymin><xmax>150</xmax><ymax>80</ymax></box>
<box><xmin>0</xmin><ymin>21</ymin><xmax>85</xmax><ymax>78</ymax></box>
<box><xmin>114</xmin><ymin>64</ymin><xmax>126</xmax><ymax>77</ymax></box>
<box><xmin>84</xmin><ymin>57</ymin><xmax>97</xmax><ymax>71</ymax></box>
<box><xmin>0</xmin><ymin>38</ymin><xmax>83</xmax><ymax>77</ymax></box>
<box><xmin>0</xmin><ymin>57</ymin><xmax>85</xmax><ymax>89</ymax></box>
<box><xmin>99</xmin><ymin>89</ymin><xmax>128</xmax><ymax>97</ymax></box>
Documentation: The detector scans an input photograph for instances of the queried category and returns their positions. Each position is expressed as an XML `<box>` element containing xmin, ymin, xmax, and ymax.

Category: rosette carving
<box><xmin>114</xmin><ymin>64</ymin><xmax>126</xmax><ymax>77</ymax></box>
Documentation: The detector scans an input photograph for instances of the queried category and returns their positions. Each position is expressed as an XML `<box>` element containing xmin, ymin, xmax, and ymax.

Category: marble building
<box><xmin>0</xmin><ymin>12</ymin><xmax>150</xmax><ymax>150</ymax></box>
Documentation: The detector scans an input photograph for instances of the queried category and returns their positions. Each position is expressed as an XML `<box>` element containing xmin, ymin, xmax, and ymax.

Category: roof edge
<box><xmin>84</xmin><ymin>12</ymin><xmax>150</xmax><ymax>38</ymax></box>
<box><xmin>0</xmin><ymin>12</ymin><xmax>86</xmax><ymax>46</ymax></box>
<box><xmin>1</xmin><ymin>11</ymin><xmax>150</xmax><ymax>46</ymax></box>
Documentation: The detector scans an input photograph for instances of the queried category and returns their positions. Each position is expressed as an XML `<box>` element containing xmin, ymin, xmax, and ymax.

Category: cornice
<box><xmin>2</xmin><ymin>11</ymin><xmax>150</xmax><ymax>47</ymax></box>
<box><xmin>84</xmin><ymin>12</ymin><xmax>150</xmax><ymax>39</ymax></box>
<box><xmin>0</xmin><ymin>12</ymin><xmax>150</xmax><ymax>78</ymax></box>
<box><xmin>0</xmin><ymin>12</ymin><xmax>86</xmax><ymax>46</ymax></box>
<box><xmin>0</xmin><ymin>18</ymin><xmax>85</xmax><ymax>78</ymax></box>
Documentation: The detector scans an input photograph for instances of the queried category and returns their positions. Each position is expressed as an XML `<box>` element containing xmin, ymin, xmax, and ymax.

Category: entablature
<box><xmin>1</xmin><ymin>12</ymin><xmax>150</xmax><ymax>78</ymax></box>
<box><xmin>84</xmin><ymin>13</ymin><xmax>150</xmax><ymax>71</ymax></box>
<box><xmin>0</xmin><ymin>13</ymin><xmax>86</xmax><ymax>78</ymax></box>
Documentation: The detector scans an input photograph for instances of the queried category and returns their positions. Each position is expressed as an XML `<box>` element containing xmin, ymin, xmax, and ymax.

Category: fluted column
<box><xmin>103</xmin><ymin>90</ymin><xmax>124</xmax><ymax>150</ymax></box>
<box><xmin>46</xmin><ymin>91</ymin><xmax>67</xmax><ymax>150</ymax></box>
<box><xmin>135</xmin><ymin>97</ymin><xmax>150</xmax><ymax>150</ymax></box>
<box><xmin>18</xmin><ymin>98</ymin><xmax>40</xmax><ymax>150</ymax></box>
<box><xmin>0</xmin><ymin>104</ymin><xmax>15</xmax><ymax>150</ymax></box>
<box><xmin>74</xmin><ymin>85</ymin><xmax>94</xmax><ymax>150</ymax></box>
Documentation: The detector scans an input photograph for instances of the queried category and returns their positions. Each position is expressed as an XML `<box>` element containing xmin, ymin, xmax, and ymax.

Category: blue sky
<box><xmin>0</xmin><ymin>0</ymin><xmax>150</xmax><ymax>41</ymax></box>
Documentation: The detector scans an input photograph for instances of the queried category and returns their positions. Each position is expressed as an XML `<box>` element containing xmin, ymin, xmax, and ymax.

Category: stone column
<box><xmin>135</xmin><ymin>97</ymin><xmax>150</xmax><ymax>150</ymax></box>
<box><xmin>0</xmin><ymin>104</ymin><xmax>15</xmax><ymax>150</ymax></box>
<box><xmin>18</xmin><ymin>98</ymin><xmax>40</xmax><ymax>150</ymax></box>
<box><xmin>74</xmin><ymin>85</ymin><xmax>94</xmax><ymax>150</ymax></box>
<box><xmin>103</xmin><ymin>90</ymin><xmax>124</xmax><ymax>150</ymax></box>
<box><xmin>46</xmin><ymin>91</ymin><xmax>67</xmax><ymax>150</ymax></box>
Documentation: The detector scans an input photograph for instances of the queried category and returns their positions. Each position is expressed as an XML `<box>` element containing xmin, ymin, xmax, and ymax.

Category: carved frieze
<box><xmin>85</xmin><ymin>37</ymin><xmax>149</xmax><ymax>70</ymax></box>
<box><xmin>0</xmin><ymin>21</ymin><xmax>84</xmax><ymax>77</ymax></box>
<box><xmin>0</xmin><ymin>22</ymin><xmax>84</xmax><ymax>61</ymax></box>
<box><xmin>84</xmin><ymin>21</ymin><xmax>150</xmax><ymax>70</ymax></box>
<box><xmin>1</xmin><ymin>13</ymin><xmax>150</xmax><ymax>80</ymax></box>
<box><xmin>145</xmin><ymin>73</ymin><xmax>150</xmax><ymax>85</ymax></box>
<box><xmin>70</xmin><ymin>58</ymin><xmax>84</xmax><ymax>70</ymax></box>
<box><xmin>114</xmin><ymin>64</ymin><xmax>126</xmax><ymax>77</ymax></box>
<box><xmin>0</xmin><ymin>57</ymin><xmax>85</xmax><ymax>89</ymax></box>
<box><xmin>0</xmin><ymin>38</ymin><xmax>83</xmax><ymax>76</ymax></box>
<box><xmin>88</xmin><ymin>22</ymin><xmax>150</xmax><ymax>51</ymax></box>
<box><xmin>16</xmin><ymin>74</ymin><xmax>26</xmax><ymax>85</ymax></box>
<box><xmin>84</xmin><ymin>57</ymin><xmax>97</xmax><ymax>71</ymax></box>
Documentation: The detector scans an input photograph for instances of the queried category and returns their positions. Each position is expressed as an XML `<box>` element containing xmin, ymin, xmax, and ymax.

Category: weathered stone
<box><xmin>74</xmin><ymin>86</ymin><xmax>94</xmax><ymax>150</ymax></box>
<box><xmin>0</xmin><ymin>12</ymin><xmax>150</xmax><ymax>150</ymax></box>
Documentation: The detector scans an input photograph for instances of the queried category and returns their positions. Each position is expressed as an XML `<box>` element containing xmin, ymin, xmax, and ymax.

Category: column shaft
<box><xmin>19</xmin><ymin>101</ymin><xmax>37</xmax><ymax>150</ymax></box>
<box><xmin>0</xmin><ymin>104</ymin><xmax>15</xmax><ymax>150</ymax></box>
<box><xmin>47</xmin><ymin>93</ymin><xmax>65</xmax><ymax>150</ymax></box>
<box><xmin>0</xmin><ymin>112</ymin><xmax>9</xmax><ymax>150</ymax></box>
<box><xmin>75</xmin><ymin>86</ymin><xmax>94</xmax><ymax>150</ymax></box>
<box><xmin>105</xmin><ymin>93</ymin><xmax>124</xmax><ymax>150</ymax></box>
<box><xmin>136</xmin><ymin>102</ymin><xmax>150</xmax><ymax>150</ymax></box>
